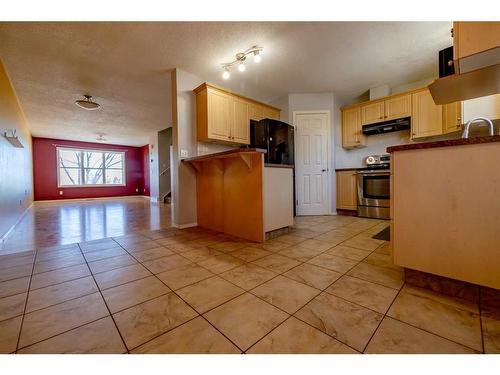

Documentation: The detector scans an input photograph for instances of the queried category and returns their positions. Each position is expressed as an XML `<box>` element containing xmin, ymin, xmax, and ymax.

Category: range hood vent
<box><xmin>362</xmin><ymin>117</ymin><xmax>411</xmax><ymax>136</ymax></box>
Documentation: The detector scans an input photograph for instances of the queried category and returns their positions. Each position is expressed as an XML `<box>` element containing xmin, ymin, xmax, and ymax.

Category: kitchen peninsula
<box><xmin>183</xmin><ymin>148</ymin><xmax>294</xmax><ymax>242</ymax></box>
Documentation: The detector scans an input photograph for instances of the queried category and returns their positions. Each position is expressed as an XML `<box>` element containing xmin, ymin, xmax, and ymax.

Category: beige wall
<box><xmin>0</xmin><ymin>59</ymin><xmax>33</xmax><ymax>239</ymax></box>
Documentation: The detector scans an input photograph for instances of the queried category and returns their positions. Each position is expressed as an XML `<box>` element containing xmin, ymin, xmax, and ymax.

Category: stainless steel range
<box><xmin>356</xmin><ymin>154</ymin><xmax>390</xmax><ymax>220</ymax></box>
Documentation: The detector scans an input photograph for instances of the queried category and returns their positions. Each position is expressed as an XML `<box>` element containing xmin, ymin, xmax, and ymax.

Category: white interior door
<box><xmin>294</xmin><ymin>111</ymin><xmax>330</xmax><ymax>215</ymax></box>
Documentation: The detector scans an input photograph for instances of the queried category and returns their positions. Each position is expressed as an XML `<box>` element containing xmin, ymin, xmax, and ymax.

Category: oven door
<box><xmin>357</xmin><ymin>171</ymin><xmax>390</xmax><ymax>207</ymax></box>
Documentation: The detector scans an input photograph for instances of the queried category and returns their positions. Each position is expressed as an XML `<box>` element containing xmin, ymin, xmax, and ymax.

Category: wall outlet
<box><xmin>59</xmin><ymin>191</ymin><xmax>63</xmax><ymax>196</ymax></box>
<box><xmin>135</xmin><ymin>188</ymin><xmax>139</xmax><ymax>192</ymax></box>
<box><xmin>180</xmin><ymin>149</ymin><xmax>189</xmax><ymax>158</ymax></box>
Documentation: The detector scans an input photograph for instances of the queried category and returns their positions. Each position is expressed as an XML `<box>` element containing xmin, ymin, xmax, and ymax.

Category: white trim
<box><xmin>172</xmin><ymin>222</ymin><xmax>198</xmax><ymax>229</ymax></box>
<box><xmin>56</xmin><ymin>147</ymin><xmax>126</xmax><ymax>188</ymax></box>
<box><xmin>1</xmin><ymin>202</ymin><xmax>33</xmax><ymax>242</ymax></box>
<box><xmin>34</xmin><ymin>195</ymin><xmax>149</xmax><ymax>203</ymax></box>
<box><xmin>292</xmin><ymin>110</ymin><xmax>333</xmax><ymax>215</ymax></box>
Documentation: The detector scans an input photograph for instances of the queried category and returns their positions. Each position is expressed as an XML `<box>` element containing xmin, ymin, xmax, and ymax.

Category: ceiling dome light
<box><xmin>253</xmin><ymin>51</ymin><xmax>262</xmax><ymax>63</ymax></box>
<box><xmin>238</xmin><ymin>62</ymin><xmax>246</xmax><ymax>72</ymax></box>
<box><xmin>96</xmin><ymin>133</ymin><xmax>107</xmax><ymax>143</ymax></box>
<box><xmin>222</xmin><ymin>68</ymin><xmax>230</xmax><ymax>80</ymax></box>
<box><xmin>75</xmin><ymin>95</ymin><xmax>100</xmax><ymax>111</ymax></box>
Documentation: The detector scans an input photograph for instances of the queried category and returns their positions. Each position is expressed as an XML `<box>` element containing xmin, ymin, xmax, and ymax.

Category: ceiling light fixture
<box><xmin>95</xmin><ymin>133</ymin><xmax>107</xmax><ymax>143</ymax></box>
<box><xmin>221</xmin><ymin>46</ymin><xmax>263</xmax><ymax>79</ymax></box>
<box><xmin>75</xmin><ymin>95</ymin><xmax>101</xmax><ymax>111</ymax></box>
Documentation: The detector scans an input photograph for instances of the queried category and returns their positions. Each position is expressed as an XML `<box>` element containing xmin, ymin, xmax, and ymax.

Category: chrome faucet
<box><xmin>462</xmin><ymin>117</ymin><xmax>495</xmax><ymax>139</ymax></box>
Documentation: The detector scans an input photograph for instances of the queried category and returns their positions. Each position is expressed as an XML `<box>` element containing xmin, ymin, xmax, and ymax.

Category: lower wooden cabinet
<box><xmin>336</xmin><ymin>170</ymin><xmax>358</xmax><ymax>211</ymax></box>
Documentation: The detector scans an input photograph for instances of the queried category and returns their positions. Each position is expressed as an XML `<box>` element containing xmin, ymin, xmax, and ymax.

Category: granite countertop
<box><xmin>335</xmin><ymin>167</ymin><xmax>359</xmax><ymax>171</ymax></box>
<box><xmin>387</xmin><ymin>135</ymin><xmax>500</xmax><ymax>153</ymax></box>
<box><xmin>182</xmin><ymin>148</ymin><xmax>266</xmax><ymax>162</ymax></box>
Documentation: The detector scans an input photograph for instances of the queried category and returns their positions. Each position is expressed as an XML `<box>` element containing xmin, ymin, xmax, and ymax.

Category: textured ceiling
<box><xmin>0</xmin><ymin>22</ymin><xmax>452</xmax><ymax>146</ymax></box>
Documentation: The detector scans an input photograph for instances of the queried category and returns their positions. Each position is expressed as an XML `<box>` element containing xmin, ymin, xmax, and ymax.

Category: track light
<box><xmin>220</xmin><ymin>46</ymin><xmax>263</xmax><ymax>80</ymax></box>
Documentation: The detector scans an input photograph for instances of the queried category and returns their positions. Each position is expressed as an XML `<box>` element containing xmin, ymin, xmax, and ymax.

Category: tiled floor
<box><xmin>1</xmin><ymin>212</ymin><xmax>499</xmax><ymax>353</ymax></box>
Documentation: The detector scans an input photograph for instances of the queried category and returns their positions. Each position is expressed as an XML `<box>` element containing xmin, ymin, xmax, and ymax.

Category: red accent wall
<box><xmin>33</xmin><ymin>137</ymin><xmax>148</xmax><ymax>201</ymax></box>
<box><xmin>141</xmin><ymin>144</ymin><xmax>150</xmax><ymax>196</ymax></box>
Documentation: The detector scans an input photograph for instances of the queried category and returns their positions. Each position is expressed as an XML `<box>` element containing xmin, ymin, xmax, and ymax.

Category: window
<box><xmin>57</xmin><ymin>147</ymin><xmax>126</xmax><ymax>187</ymax></box>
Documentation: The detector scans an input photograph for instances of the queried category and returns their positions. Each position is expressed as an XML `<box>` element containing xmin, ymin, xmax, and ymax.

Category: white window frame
<box><xmin>56</xmin><ymin>147</ymin><xmax>126</xmax><ymax>188</ymax></box>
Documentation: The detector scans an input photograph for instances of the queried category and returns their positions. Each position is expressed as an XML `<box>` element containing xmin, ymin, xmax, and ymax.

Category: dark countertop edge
<box><xmin>182</xmin><ymin>148</ymin><xmax>266</xmax><ymax>162</ymax></box>
<box><xmin>265</xmin><ymin>164</ymin><xmax>294</xmax><ymax>169</ymax></box>
<box><xmin>387</xmin><ymin>135</ymin><xmax>500</xmax><ymax>153</ymax></box>
<box><xmin>335</xmin><ymin>167</ymin><xmax>359</xmax><ymax>171</ymax></box>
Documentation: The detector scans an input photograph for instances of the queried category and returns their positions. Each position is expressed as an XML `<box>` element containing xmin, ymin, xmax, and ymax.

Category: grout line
<box><xmin>14</xmin><ymin>248</ymin><xmax>38</xmax><ymax>352</ymax></box>
<box><xmin>76</xmin><ymin>243</ymin><xmax>130</xmax><ymax>354</ymax></box>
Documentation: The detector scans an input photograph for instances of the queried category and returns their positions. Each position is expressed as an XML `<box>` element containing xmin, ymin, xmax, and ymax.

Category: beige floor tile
<box><xmin>342</xmin><ymin>235</ymin><xmax>383</xmax><ymax>251</ymax></box>
<box><xmin>30</xmin><ymin>264</ymin><xmax>90</xmax><ymax>290</ymax></box>
<box><xmin>401</xmin><ymin>284</ymin><xmax>479</xmax><ymax>313</ymax></box>
<box><xmin>295</xmin><ymin>292</ymin><xmax>383</xmax><ymax>352</ymax></box>
<box><xmin>220</xmin><ymin>264</ymin><xmax>276</xmax><ymax>291</ymax></box>
<box><xmin>252</xmin><ymin>254</ymin><xmax>301</xmax><ymax>273</ymax></box>
<box><xmin>347</xmin><ymin>262</ymin><xmax>403</xmax><ymax>289</ymax></box>
<box><xmin>142</xmin><ymin>254</ymin><xmax>193</xmax><ymax>274</ymax></box>
<box><xmin>374</xmin><ymin>242</ymin><xmax>391</xmax><ymax>255</ymax></box>
<box><xmin>177</xmin><ymin>276</ymin><xmax>244</xmax><ymax>313</ymax></box>
<box><xmin>314</xmin><ymin>232</ymin><xmax>351</xmax><ymax>246</ymax></box>
<box><xmin>230</xmin><ymin>247</ymin><xmax>272</xmax><ymax>262</ymax></box>
<box><xmin>0</xmin><ymin>316</ymin><xmax>22</xmax><ymax>353</ymax></box>
<box><xmin>102</xmin><ymin>276</ymin><xmax>170</xmax><ymax>313</ymax></box>
<box><xmin>326</xmin><ymin>276</ymin><xmax>398</xmax><ymax>314</ymax></box>
<box><xmin>482</xmin><ymin>315</ymin><xmax>500</xmax><ymax>353</ymax></box>
<box><xmin>208</xmin><ymin>241</ymin><xmax>246</xmax><ymax>253</ymax></box>
<box><xmin>88</xmin><ymin>254</ymin><xmax>137</xmax><ymax>274</ymax></box>
<box><xmin>278</xmin><ymin>245</ymin><xmax>325</xmax><ymax>262</ymax></box>
<box><xmin>156</xmin><ymin>264</ymin><xmax>213</xmax><ymax>290</ymax></box>
<box><xmin>79</xmin><ymin>240</ymin><xmax>118</xmax><ymax>252</ymax></box>
<box><xmin>18</xmin><ymin>317</ymin><xmax>126</xmax><ymax>354</ymax></box>
<box><xmin>132</xmin><ymin>316</ymin><xmax>240</xmax><ymax>353</ymax></box>
<box><xmin>252</xmin><ymin>240</ymin><xmax>291</xmax><ymax>253</ymax></box>
<box><xmin>113</xmin><ymin>293</ymin><xmax>197</xmax><ymax>350</ymax></box>
<box><xmin>122</xmin><ymin>240</ymin><xmax>162</xmax><ymax>252</ymax></box>
<box><xmin>0</xmin><ymin>292</ymin><xmax>27</xmax><ymax>321</ymax></box>
<box><xmin>363</xmin><ymin>252</ymin><xmax>402</xmax><ymax>271</ymax></box>
<box><xmin>295</xmin><ymin>239</ymin><xmax>334</xmax><ymax>252</ymax></box>
<box><xmin>131</xmin><ymin>246</ymin><xmax>175</xmax><ymax>262</ymax></box>
<box><xmin>0</xmin><ymin>276</ymin><xmax>30</xmax><ymax>298</ymax></box>
<box><xmin>181</xmin><ymin>247</ymin><xmax>222</xmax><ymax>263</ymax></box>
<box><xmin>248</xmin><ymin>317</ymin><xmax>357</xmax><ymax>353</ymax></box>
<box><xmin>0</xmin><ymin>254</ymin><xmax>34</xmax><ymax>270</ymax></box>
<box><xmin>275</xmin><ymin>234</ymin><xmax>307</xmax><ymax>245</ymax></box>
<box><xmin>252</xmin><ymin>275</ymin><xmax>320</xmax><ymax>314</ymax></box>
<box><xmin>26</xmin><ymin>276</ymin><xmax>98</xmax><ymax>313</ymax></box>
<box><xmin>0</xmin><ymin>264</ymin><xmax>33</xmax><ymax>283</ymax></box>
<box><xmin>93</xmin><ymin>263</ymin><xmax>151</xmax><ymax>290</ymax></box>
<box><xmin>197</xmin><ymin>254</ymin><xmax>244</xmax><ymax>274</ymax></box>
<box><xmin>387</xmin><ymin>286</ymin><xmax>482</xmax><ymax>351</ymax></box>
<box><xmin>326</xmin><ymin>245</ymin><xmax>371</xmax><ymax>261</ymax></box>
<box><xmin>33</xmin><ymin>253</ymin><xmax>86</xmax><ymax>274</ymax></box>
<box><xmin>308</xmin><ymin>253</ymin><xmax>359</xmax><ymax>274</ymax></box>
<box><xmin>204</xmin><ymin>293</ymin><xmax>288</xmax><ymax>351</ymax></box>
<box><xmin>167</xmin><ymin>242</ymin><xmax>206</xmax><ymax>254</ymax></box>
<box><xmin>365</xmin><ymin>317</ymin><xmax>476</xmax><ymax>353</ymax></box>
<box><xmin>35</xmin><ymin>248</ymin><xmax>82</xmax><ymax>263</ymax></box>
<box><xmin>284</xmin><ymin>263</ymin><xmax>342</xmax><ymax>290</ymax></box>
<box><xmin>83</xmin><ymin>247</ymin><xmax>128</xmax><ymax>262</ymax></box>
<box><xmin>19</xmin><ymin>292</ymin><xmax>108</xmax><ymax>348</ymax></box>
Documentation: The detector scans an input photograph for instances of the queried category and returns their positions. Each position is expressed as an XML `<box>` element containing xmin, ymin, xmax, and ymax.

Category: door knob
<box><xmin>322</xmin><ymin>169</ymin><xmax>327</xmax><ymax>172</ymax></box>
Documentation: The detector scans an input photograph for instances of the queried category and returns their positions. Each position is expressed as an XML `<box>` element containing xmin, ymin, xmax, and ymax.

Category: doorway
<box><xmin>293</xmin><ymin>111</ymin><xmax>331</xmax><ymax>215</ymax></box>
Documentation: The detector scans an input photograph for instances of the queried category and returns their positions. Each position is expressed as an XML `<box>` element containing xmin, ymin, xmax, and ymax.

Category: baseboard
<box><xmin>172</xmin><ymin>222</ymin><xmax>198</xmax><ymax>229</ymax></box>
<box><xmin>1</xmin><ymin>201</ymin><xmax>33</xmax><ymax>242</ymax></box>
<box><xmin>336</xmin><ymin>209</ymin><xmax>358</xmax><ymax>217</ymax></box>
<box><xmin>34</xmin><ymin>195</ymin><xmax>150</xmax><ymax>203</ymax></box>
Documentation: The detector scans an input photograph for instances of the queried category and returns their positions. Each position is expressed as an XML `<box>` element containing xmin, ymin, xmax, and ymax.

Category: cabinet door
<box><xmin>361</xmin><ymin>101</ymin><xmax>385</xmax><ymax>125</ymax></box>
<box><xmin>250</xmin><ymin>103</ymin><xmax>264</xmax><ymax>121</ymax></box>
<box><xmin>336</xmin><ymin>171</ymin><xmax>358</xmax><ymax>210</ymax></box>
<box><xmin>443</xmin><ymin>101</ymin><xmax>463</xmax><ymax>134</ymax></box>
<box><xmin>342</xmin><ymin>107</ymin><xmax>365</xmax><ymax>148</ymax></box>
<box><xmin>385</xmin><ymin>94</ymin><xmax>411</xmax><ymax>121</ymax></box>
<box><xmin>264</xmin><ymin>107</ymin><xmax>280</xmax><ymax>120</ymax></box>
<box><xmin>411</xmin><ymin>89</ymin><xmax>443</xmax><ymax>138</ymax></box>
<box><xmin>230</xmin><ymin>97</ymin><xmax>250</xmax><ymax>144</ymax></box>
<box><xmin>207</xmin><ymin>89</ymin><xmax>231</xmax><ymax>140</ymax></box>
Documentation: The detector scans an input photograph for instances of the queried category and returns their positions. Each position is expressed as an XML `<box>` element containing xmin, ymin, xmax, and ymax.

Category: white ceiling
<box><xmin>0</xmin><ymin>22</ymin><xmax>452</xmax><ymax>146</ymax></box>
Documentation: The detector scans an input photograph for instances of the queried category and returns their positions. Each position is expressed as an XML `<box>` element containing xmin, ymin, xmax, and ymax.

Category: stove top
<box><xmin>356</xmin><ymin>164</ymin><xmax>390</xmax><ymax>171</ymax></box>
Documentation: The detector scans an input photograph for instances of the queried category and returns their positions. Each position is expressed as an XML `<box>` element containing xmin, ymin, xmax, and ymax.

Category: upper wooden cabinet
<box><xmin>361</xmin><ymin>101</ymin><xmax>385</xmax><ymax>125</ymax></box>
<box><xmin>342</xmin><ymin>107</ymin><xmax>365</xmax><ymax>149</ymax></box>
<box><xmin>360</xmin><ymin>94</ymin><xmax>411</xmax><ymax>126</ymax></box>
<box><xmin>411</xmin><ymin>89</ymin><xmax>443</xmax><ymax>139</ymax></box>
<box><xmin>194</xmin><ymin>83</ymin><xmax>280</xmax><ymax>145</ymax></box>
<box><xmin>443</xmin><ymin>101</ymin><xmax>463</xmax><ymax>134</ymax></box>
<box><xmin>453</xmin><ymin>22</ymin><xmax>500</xmax><ymax>63</ymax></box>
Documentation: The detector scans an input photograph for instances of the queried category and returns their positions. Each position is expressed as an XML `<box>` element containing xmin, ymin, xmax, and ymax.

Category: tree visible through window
<box><xmin>57</xmin><ymin>147</ymin><xmax>125</xmax><ymax>187</ymax></box>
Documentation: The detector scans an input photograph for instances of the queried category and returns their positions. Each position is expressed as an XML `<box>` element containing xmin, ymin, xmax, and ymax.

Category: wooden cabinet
<box><xmin>443</xmin><ymin>101</ymin><xmax>463</xmax><ymax>134</ymax></box>
<box><xmin>453</xmin><ymin>22</ymin><xmax>500</xmax><ymax>63</ymax></box>
<box><xmin>411</xmin><ymin>89</ymin><xmax>443</xmax><ymax>139</ymax></box>
<box><xmin>361</xmin><ymin>101</ymin><xmax>384</xmax><ymax>125</ymax></box>
<box><xmin>195</xmin><ymin>83</ymin><xmax>280</xmax><ymax>145</ymax></box>
<box><xmin>385</xmin><ymin>94</ymin><xmax>411</xmax><ymax>121</ymax></box>
<box><xmin>342</xmin><ymin>107</ymin><xmax>365</xmax><ymax>149</ymax></box>
<box><xmin>336</xmin><ymin>170</ymin><xmax>358</xmax><ymax>211</ymax></box>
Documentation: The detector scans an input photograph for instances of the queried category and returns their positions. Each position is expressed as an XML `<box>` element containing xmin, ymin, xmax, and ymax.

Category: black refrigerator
<box><xmin>249</xmin><ymin>119</ymin><xmax>294</xmax><ymax>165</ymax></box>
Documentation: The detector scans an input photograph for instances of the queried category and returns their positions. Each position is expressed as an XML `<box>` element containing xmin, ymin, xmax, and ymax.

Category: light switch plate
<box><xmin>180</xmin><ymin>149</ymin><xmax>189</xmax><ymax>158</ymax></box>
